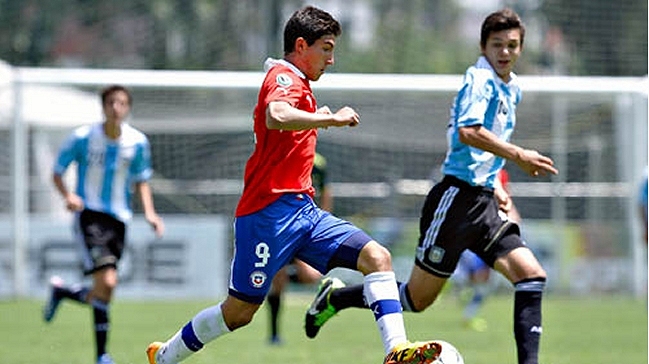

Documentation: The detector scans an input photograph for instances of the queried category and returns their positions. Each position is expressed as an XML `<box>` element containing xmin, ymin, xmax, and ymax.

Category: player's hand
<box><xmin>146</xmin><ymin>213</ymin><xmax>165</xmax><ymax>238</ymax></box>
<box><xmin>331</xmin><ymin>106</ymin><xmax>359</xmax><ymax>128</ymax></box>
<box><xmin>65</xmin><ymin>193</ymin><xmax>84</xmax><ymax>212</ymax></box>
<box><xmin>515</xmin><ymin>149</ymin><xmax>558</xmax><ymax>177</ymax></box>
<box><xmin>494</xmin><ymin>184</ymin><xmax>512</xmax><ymax>213</ymax></box>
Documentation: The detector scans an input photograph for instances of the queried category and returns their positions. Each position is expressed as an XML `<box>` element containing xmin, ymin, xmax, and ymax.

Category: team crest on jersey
<box><xmin>250</xmin><ymin>270</ymin><xmax>267</xmax><ymax>288</ymax></box>
<box><xmin>427</xmin><ymin>246</ymin><xmax>445</xmax><ymax>263</ymax></box>
<box><xmin>276</xmin><ymin>73</ymin><xmax>293</xmax><ymax>87</ymax></box>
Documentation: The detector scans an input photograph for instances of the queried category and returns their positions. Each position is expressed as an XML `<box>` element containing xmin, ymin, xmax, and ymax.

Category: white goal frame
<box><xmin>7</xmin><ymin>67</ymin><xmax>648</xmax><ymax>298</ymax></box>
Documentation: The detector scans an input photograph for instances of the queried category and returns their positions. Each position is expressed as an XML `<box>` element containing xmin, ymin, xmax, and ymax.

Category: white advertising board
<box><xmin>0</xmin><ymin>214</ymin><xmax>230</xmax><ymax>300</ymax></box>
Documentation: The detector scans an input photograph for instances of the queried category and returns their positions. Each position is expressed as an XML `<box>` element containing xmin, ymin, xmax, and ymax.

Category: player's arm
<box><xmin>52</xmin><ymin>173</ymin><xmax>84</xmax><ymax>212</ymax></box>
<box><xmin>493</xmin><ymin>176</ymin><xmax>522</xmax><ymax>223</ymax></box>
<box><xmin>493</xmin><ymin>175</ymin><xmax>512</xmax><ymax>213</ymax></box>
<box><xmin>266</xmin><ymin>101</ymin><xmax>359</xmax><ymax>130</ymax></box>
<box><xmin>319</xmin><ymin>184</ymin><xmax>333</xmax><ymax>212</ymax></box>
<box><xmin>52</xmin><ymin>133</ymin><xmax>85</xmax><ymax>212</ymax></box>
<box><xmin>134</xmin><ymin>181</ymin><xmax>164</xmax><ymax>237</ymax></box>
<box><xmin>458</xmin><ymin>125</ymin><xmax>558</xmax><ymax>177</ymax></box>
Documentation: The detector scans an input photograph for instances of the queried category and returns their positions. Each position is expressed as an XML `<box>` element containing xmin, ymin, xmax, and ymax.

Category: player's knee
<box><xmin>221</xmin><ymin>297</ymin><xmax>260</xmax><ymax>331</ymax></box>
<box><xmin>222</xmin><ymin>308</ymin><xmax>255</xmax><ymax>331</ymax></box>
<box><xmin>357</xmin><ymin>241</ymin><xmax>392</xmax><ymax>274</ymax></box>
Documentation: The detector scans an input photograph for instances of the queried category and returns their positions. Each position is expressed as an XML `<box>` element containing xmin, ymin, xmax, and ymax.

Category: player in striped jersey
<box><xmin>43</xmin><ymin>85</ymin><xmax>164</xmax><ymax>364</ymax></box>
<box><xmin>146</xmin><ymin>6</ymin><xmax>439</xmax><ymax>364</ymax></box>
<box><xmin>304</xmin><ymin>8</ymin><xmax>558</xmax><ymax>364</ymax></box>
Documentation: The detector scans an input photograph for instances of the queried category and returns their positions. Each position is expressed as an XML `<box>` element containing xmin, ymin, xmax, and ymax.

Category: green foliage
<box><xmin>0</xmin><ymin>0</ymin><xmax>645</xmax><ymax>75</ymax></box>
<box><xmin>1</xmin><ymin>294</ymin><xmax>645</xmax><ymax>363</ymax></box>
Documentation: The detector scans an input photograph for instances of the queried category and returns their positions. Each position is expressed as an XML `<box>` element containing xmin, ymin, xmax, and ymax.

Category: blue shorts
<box><xmin>230</xmin><ymin>193</ymin><xmax>372</xmax><ymax>304</ymax></box>
<box><xmin>457</xmin><ymin>250</ymin><xmax>489</xmax><ymax>275</ymax></box>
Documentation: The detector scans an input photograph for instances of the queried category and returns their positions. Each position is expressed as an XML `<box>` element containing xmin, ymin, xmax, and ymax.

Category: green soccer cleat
<box><xmin>304</xmin><ymin>277</ymin><xmax>345</xmax><ymax>338</ymax></box>
<box><xmin>383</xmin><ymin>341</ymin><xmax>442</xmax><ymax>364</ymax></box>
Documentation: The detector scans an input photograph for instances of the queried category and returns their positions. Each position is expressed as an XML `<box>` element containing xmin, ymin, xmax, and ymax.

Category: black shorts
<box><xmin>414</xmin><ymin>175</ymin><xmax>523</xmax><ymax>278</ymax></box>
<box><xmin>76</xmin><ymin>209</ymin><xmax>126</xmax><ymax>275</ymax></box>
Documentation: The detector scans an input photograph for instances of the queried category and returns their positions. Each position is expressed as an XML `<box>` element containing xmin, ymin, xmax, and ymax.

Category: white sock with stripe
<box><xmin>363</xmin><ymin>271</ymin><xmax>408</xmax><ymax>354</ymax></box>
<box><xmin>158</xmin><ymin>303</ymin><xmax>231</xmax><ymax>364</ymax></box>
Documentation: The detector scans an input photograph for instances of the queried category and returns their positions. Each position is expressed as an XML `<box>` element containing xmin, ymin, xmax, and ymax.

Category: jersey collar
<box><xmin>475</xmin><ymin>56</ymin><xmax>518</xmax><ymax>87</ymax></box>
<box><xmin>263</xmin><ymin>57</ymin><xmax>306</xmax><ymax>79</ymax></box>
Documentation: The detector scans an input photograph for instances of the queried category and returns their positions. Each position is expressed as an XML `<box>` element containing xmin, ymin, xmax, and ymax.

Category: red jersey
<box><xmin>498</xmin><ymin>169</ymin><xmax>510</xmax><ymax>190</ymax></box>
<box><xmin>235</xmin><ymin>62</ymin><xmax>318</xmax><ymax>217</ymax></box>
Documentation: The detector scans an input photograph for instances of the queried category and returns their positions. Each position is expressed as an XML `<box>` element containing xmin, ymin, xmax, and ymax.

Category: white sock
<box><xmin>363</xmin><ymin>271</ymin><xmax>408</xmax><ymax>354</ymax></box>
<box><xmin>158</xmin><ymin>303</ymin><xmax>231</xmax><ymax>364</ymax></box>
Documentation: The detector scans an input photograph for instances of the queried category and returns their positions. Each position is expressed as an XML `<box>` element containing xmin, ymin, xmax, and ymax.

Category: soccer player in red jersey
<box><xmin>146</xmin><ymin>6</ymin><xmax>439</xmax><ymax>364</ymax></box>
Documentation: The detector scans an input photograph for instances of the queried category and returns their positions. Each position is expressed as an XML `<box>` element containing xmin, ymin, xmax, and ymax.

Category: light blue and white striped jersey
<box><xmin>54</xmin><ymin>122</ymin><xmax>153</xmax><ymax>222</ymax></box>
<box><xmin>442</xmin><ymin>56</ymin><xmax>522</xmax><ymax>188</ymax></box>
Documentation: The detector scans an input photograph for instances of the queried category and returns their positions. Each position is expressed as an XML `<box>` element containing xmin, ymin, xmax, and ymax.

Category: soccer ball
<box><xmin>432</xmin><ymin>340</ymin><xmax>464</xmax><ymax>364</ymax></box>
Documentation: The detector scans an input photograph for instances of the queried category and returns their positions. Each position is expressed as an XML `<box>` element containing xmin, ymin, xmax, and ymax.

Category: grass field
<box><xmin>0</xmin><ymin>293</ymin><xmax>646</xmax><ymax>364</ymax></box>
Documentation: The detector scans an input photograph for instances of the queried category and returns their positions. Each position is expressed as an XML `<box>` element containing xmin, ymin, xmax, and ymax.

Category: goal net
<box><xmin>1</xmin><ymin>66</ymin><xmax>647</xmax><ymax>297</ymax></box>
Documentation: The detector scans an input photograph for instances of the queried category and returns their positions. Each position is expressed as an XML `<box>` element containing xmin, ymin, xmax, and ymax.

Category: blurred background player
<box><xmin>43</xmin><ymin>85</ymin><xmax>165</xmax><ymax>364</ymax></box>
<box><xmin>304</xmin><ymin>8</ymin><xmax>558</xmax><ymax>364</ymax></box>
<box><xmin>266</xmin><ymin>152</ymin><xmax>331</xmax><ymax>344</ymax></box>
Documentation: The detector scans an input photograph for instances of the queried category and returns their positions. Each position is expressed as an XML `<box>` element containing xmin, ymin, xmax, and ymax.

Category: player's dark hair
<box><xmin>283</xmin><ymin>6</ymin><xmax>342</xmax><ymax>55</ymax></box>
<box><xmin>480</xmin><ymin>8</ymin><xmax>525</xmax><ymax>48</ymax></box>
<box><xmin>101</xmin><ymin>85</ymin><xmax>132</xmax><ymax>106</ymax></box>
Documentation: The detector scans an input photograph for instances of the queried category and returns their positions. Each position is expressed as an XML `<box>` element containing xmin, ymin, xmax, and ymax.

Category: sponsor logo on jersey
<box><xmin>250</xmin><ymin>270</ymin><xmax>267</xmax><ymax>288</ymax></box>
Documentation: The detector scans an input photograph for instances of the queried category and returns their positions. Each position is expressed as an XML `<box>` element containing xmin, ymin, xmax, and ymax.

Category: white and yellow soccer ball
<box><xmin>432</xmin><ymin>340</ymin><xmax>464</xmax><ymax>364</ymax></box>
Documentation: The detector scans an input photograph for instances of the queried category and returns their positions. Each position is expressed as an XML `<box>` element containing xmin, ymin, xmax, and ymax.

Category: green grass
<box><xmin>0</xmin><ymin>293</ymin><xmax>646</xmax><ymax>364</ymax></box>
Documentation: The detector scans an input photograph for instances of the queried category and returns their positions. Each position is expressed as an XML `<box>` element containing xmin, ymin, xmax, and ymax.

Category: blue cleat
<box><xmin>97</xmin><ymin>353</ymin><xmax>115</xmax><ymax>364</ymax></box>
<box><xmin>43</xmin><ymin>276</ymin><xmax>64</xmax><ymax>323</ymax></box>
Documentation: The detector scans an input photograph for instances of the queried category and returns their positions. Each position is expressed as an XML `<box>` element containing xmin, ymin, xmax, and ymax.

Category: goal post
<box><xmin>3</xmin><ymin>66</ymin><xmax>647</xmax><ymax>298</ymax></box>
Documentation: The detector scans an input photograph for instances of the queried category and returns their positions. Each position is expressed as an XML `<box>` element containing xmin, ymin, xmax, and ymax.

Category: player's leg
<box><xmin>348</xmin><ymin>239</ymin><xmax>442</xmax><ymax>364</ymax></box>
<box><xmin>42</xmin><ymin>276</ymin><xmax>90</xmax><ymax>322</ymax></box>
<box><xmin>267</xmin><ymin>266</ymin><xmax>289</xmax><ymax>344</ymax></box>
<box><xmin>305</xmin><ymin>180</ymin><xmax>463</xmax><ymax>337</ymax></box>
<box><xmin>88</xmin><ymin>266</ymin><xmax>118</xmax><ymax>364</ymax></box>
<box><xmin>147</xmin><ymin>195</ymin><xmax>297</xmax><ymax>364</ymax></box>
<box><xmin>400</xmin><ymin>265</ymin><xmax>447</xmax><ymax>312</ymax></box>
<box><xmin>147</xmin><ymin>296</ymin><xmax>257</xmax><ymax>364</ymax></box>
<box><xmin>293</xmin><ymin>258</ymin><xmax>322</xmax><ymax>284</ymax></box>
<box><xmin>493</xmin><ymin>239</ymin><xmax>546</xmax><ymax>364</ymax></box>
<box><xmin>398</xmin><ymin>177</ymin><xmax>468</xmax><ymax>313</ymax></box>
<box><xmin>43</xmin><ymin>212</ymin><xmax>94</xmax><ymax>322</ymax></box>
<box><xmin>83</xmin><ymin>210</ymin><xmax>125</xmax><ymax>364</ymax></box>
<box><xmin>301</xmin><ymin>204</ymin><xmax>440</xmax><ymax>363</ymax></box>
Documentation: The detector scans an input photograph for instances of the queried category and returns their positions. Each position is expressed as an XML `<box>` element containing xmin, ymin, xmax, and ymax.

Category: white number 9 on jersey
<box><xmin>254</xmin><ymin>242</ymin><xmax>270</xmax><ymax>267</ymax></box>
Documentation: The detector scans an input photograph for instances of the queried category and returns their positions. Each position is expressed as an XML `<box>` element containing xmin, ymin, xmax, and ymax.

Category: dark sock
<box><xmin>398</xmin><ymin>282</ymin><xmax>419</xmax><ymax>312</ymax></box>
<box><xmin>56</xmin><ymin>285</ymin><xmax>89</xmax><ymax>304</ymax></box>
<box><xmin>92</xmin><ymin>299</ymin><xmax>110</xmax><ymax>359</ymax></box>
<box><xmin>329</xmin><ymin>284</ymin><xmax>367</xmax><ymax>310</ymax></box>
<box><xmin>514</xmin><ymin>277</ymin><xmax>545</xmax><ymax>364</ymax></box>
<box><xmin>267</xmin><ymin>293</ymin><xmax>281</xmax><ymax>338</ymax></box>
